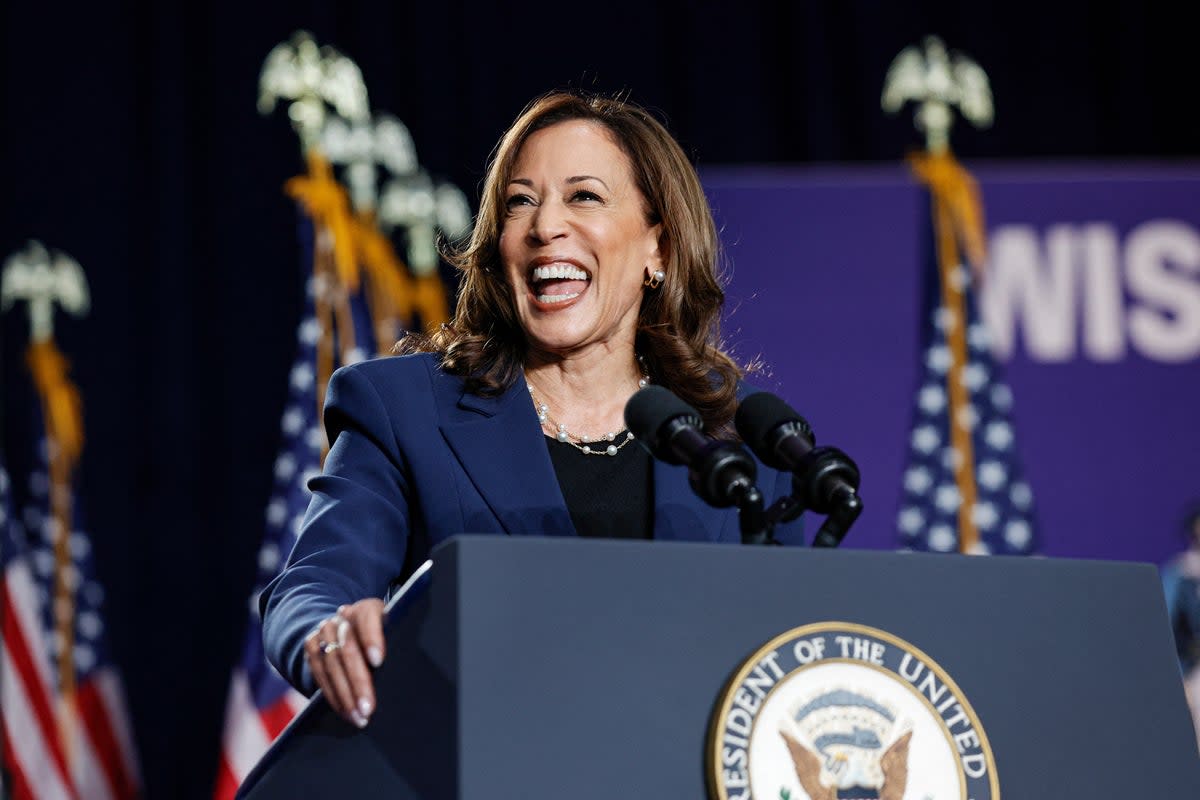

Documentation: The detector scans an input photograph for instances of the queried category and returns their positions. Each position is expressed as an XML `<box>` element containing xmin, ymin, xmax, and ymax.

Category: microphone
<box><xmin>625</xmin><ymin>386</ymin><xmax>760</xmax><ymax>509</ymax></box>
<box><xmin>735</xmin><ymin>392</ymin><xmax>863</xmax><ymax>547</ymax></box>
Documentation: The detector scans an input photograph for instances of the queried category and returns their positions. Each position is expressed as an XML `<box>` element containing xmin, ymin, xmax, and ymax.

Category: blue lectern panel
<box><xmin>240</xmin><ymin>536</ymin><xmax>1199</xmax><ymax>798</ymax></box>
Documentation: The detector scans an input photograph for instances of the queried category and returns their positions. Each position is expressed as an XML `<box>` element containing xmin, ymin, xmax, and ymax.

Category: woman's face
<box><xmin>499</xmin><ymin>120</ymin><xmax>661</xmax><ymax>358</ymax></box>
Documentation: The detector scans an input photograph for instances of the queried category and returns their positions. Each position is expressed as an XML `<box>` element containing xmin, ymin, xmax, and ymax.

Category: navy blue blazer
<box><xmin>261</xmin><ymin>352</ymin><xmax>804</xmax><ymax>693</ymax></box>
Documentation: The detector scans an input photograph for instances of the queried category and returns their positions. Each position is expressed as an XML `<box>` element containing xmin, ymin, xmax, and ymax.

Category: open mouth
<box><xmin>528</xmin><ymin>263</ymin><xmax>591</xmax><ymax>306</ymax></box>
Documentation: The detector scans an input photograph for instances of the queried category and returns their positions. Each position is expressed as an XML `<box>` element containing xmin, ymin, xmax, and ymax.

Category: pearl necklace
<box><xmin>526</xmin><ymin>373</ymin><xmax>650</xmax><ymax>457</ymax></box>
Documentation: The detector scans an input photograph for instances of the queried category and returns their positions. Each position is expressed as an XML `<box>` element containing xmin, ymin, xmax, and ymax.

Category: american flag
<box><xmin>212</xmin><ymin>223</ymin><xmax>373</xmax><ymax>797</ymax></box>
<box><xmin>1</xmin><ymin>435</ymin><xmax>141</xmax><ymax>799</ymax></box>
<box><xmin>896</xmin><ymin>152</ymin><xmax>1037</xmax><ymax>555</ymax></box>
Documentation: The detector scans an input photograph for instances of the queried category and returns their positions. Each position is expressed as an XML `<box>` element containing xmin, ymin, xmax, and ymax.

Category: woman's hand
<box><xmin>303</xmin><ymin>598</ymin><xmax>386</xmax><ymax>728</ymax></box>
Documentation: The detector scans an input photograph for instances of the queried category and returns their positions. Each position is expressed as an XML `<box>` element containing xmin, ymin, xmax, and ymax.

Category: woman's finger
<box><xmin>304</xmin><ymin>627</ymin><xmax>342</xmax><ymax>714</ymax></box>
<box><xmin>319</xmin><ymin>641</ymin><xmax>365</xmax><ymax>727</ymax></box>
<box><xmin>335</xmin><ymin>614</ymin><xmax>377</xmax><ymax>723</ymax></box>
<box><xmin>351</xmin><ymin>599</ymin><xmax>386</xmax><ymax>668</ymax></box>
<box><xmin>306</xmin><ymin>618</ymin><xmax>364</xmax><ymax>726</ymax></box>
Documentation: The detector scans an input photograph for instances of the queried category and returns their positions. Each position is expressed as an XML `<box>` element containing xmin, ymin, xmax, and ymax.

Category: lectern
<box><xmin>237</xmin><ymin>535</ymin><xmax>1200</xmax><ymax>798</ymax></box>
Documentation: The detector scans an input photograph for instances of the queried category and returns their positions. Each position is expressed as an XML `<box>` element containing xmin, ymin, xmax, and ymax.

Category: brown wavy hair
<box><xmin>400</xmin><ymin>89</ymin><xmax>744</xmax><ymax>431</ymax></box>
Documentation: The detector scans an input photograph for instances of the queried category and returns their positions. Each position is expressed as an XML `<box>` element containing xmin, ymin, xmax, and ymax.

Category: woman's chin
<box><xmin>519</xmin><ymin>293</ymin><xmax>640</xmax><ymax>356</ymax></box>
<box><xmin>523</xmin><ymin>317</ymin><xmax>605</xmax><ymax>355</ymax></box>
<box><xmin>525</xmin><ymin>330</ymin><xmax>591</xmax><ymax>355</ymax></box>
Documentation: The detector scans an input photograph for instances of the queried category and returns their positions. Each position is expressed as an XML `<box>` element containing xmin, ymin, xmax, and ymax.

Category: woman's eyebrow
<box><xmin>566</xmin><ymin>175</ymin><xmax>610</xmax><ymax>190</ymax></box>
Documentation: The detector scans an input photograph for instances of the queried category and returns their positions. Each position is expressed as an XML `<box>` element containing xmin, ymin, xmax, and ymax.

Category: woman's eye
<box><xmin>571</xmin><ymin>190</ymin><xmax>602</xmax><ymax>202</ymax></box>
<box><xmin>505</xmin><ymin>194</ymin><xmax>534</xmax><ymax>209</ymax></box>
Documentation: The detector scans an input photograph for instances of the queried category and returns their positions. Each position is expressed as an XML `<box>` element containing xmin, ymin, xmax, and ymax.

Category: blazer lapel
<box><xmin>439</xmin><ymin>378</ymin><xmax>576</xmax><ymax>538</ymax></box>
<box><xmin>652</xmin><ymin>457</ymin><xmax>734</xmax><ymax>543</ymax></box>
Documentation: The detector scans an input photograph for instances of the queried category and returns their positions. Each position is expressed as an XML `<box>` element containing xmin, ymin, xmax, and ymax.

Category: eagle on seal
<box><xmin>780</xmin><ymin>728</ymin><xmax>911</xmax><ymax>800</ymax></box>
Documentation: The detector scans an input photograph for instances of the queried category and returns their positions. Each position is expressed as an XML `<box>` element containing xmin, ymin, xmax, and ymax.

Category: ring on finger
<box><xmin>321</xmin><ymin>641</ymin><xmax>343</xmax><ymax>655</ymax></box>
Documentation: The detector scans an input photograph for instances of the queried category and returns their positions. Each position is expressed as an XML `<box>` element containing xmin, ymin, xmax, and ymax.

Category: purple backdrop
<box><xmin>704</xmin><ymin>164</ymin><xmax>1200</xmax><ymax>565</ymax></box>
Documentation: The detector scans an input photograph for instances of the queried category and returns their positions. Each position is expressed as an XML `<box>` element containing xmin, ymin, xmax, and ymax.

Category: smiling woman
<box><xmin>415</xmin><ymin>91</ymin><xmax>740</xmax><ymax>426</ymax></box>
<box><xmin>257</xmin><ymin>90</ymin><xmax>806</xmax><ymax>730</ymax></box>
<box><xmin>501</xmin><ymin>120</ymin><xmax>661</xmax><ymax>385</ymax></box>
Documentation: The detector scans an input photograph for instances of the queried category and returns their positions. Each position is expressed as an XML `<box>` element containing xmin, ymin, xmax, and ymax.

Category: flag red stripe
<box><xmin>77</xmin><ymin>678</ymin><xmax>139</xmax><ymax>799</ymax></box>
<box><xmin>259</xmin><ymin>694</ymin><xmax>297</xmax><ymax>740</ymax></box>
<box><xmin>213</xmin><ymin>755</ymin><xmax>241</xmax><ymax>800</ymax></box>
<box><xmin>1</xmin><ymin>582</ymin><xmax>74</xmax><ymax>783</ymax></box>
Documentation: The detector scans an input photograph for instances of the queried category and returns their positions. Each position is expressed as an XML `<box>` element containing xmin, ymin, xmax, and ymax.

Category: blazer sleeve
<box><xmin>260</xmin><ymin>362</ymin><xmax>413</xmax><ymax>694</ymax></box>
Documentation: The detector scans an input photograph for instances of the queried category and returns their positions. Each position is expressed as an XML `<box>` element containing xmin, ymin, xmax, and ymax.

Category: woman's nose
<box><xmin>528</xmin><ymin>200</ymin><xmax>568</xmax><ymax>243</ymax></box>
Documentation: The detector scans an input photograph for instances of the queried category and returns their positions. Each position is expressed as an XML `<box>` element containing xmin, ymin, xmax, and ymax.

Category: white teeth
<box><xmin>531</xmin><ymin>265</ymin><xmax>589</xmax><ymax>281</ymax></box>
<box><xmin>536</xmin><ymin>292</ymin><xmax>581</xmax><ymax>304</ymax></box>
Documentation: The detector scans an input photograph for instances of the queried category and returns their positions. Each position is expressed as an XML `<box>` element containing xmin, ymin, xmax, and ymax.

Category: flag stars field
<box><xmin>267</xmin><ymin>499</ymin><xmax>288</xmax><ymax>526</ymax></box>
<box><xmin>977</xmin><ymin>461</ymin><xmax>1007</xmax><ymax>491</ymax></box>
<box><xmin>964</xmin><ymin>362</ymin><xmax>988</xmax><ymax>391</ymax></box>
<box><xmin>935</xmin><ymin>484</ymin><xmax>962</xmax><ymax>513</ymax></box>
<box><xmin>898</xmin><ymin>507</ymin><xmax>926</xmax><ymax>534</ymax></box>
<box><xmin>912</xmin><ymin>425</ymin><xmax>941</xmax><ymax>454</ymax></box>
<box><xmin>290</xmin><ymin>362</ymin><xmax>315</xmax><ymax>390</ymax></box>
<box><xmin>984</xmin><ymin>421</ymin><xmax>1013</xmax><ymax>451</ymax></box>
<box><xmin>926</xmin><ymin>344</ymin><xmax>952</xmax><ymax>374</ymax></box>
<box><xmin>919</xmin><ymin>384</ymin><xmax>947</xmax><ymax>413</ymax></box>
<box><xmin>299</xmin><ymin>317</ymin><xmax>321</xmax><ymax>345</ymax></box>
<box><xmin>928</xmin><ymin>524</ymin><xmax>956</xmax><ymax>551</ymax></box>
<box><xmin>282</xmin><ymin>407</ymin><xmax>305</xmax><ymax>435</ymax></box>
<box><xmin>904</xmin><ymin>466</ymin><xmax>933</xmax><ymax>493</ymax></box>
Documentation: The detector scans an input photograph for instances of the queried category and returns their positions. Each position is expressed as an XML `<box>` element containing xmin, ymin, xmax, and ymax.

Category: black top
<box><xmin>545</xmin><ymin>434</ymin><xmax>653</xmax><ymax>539</ymax></box>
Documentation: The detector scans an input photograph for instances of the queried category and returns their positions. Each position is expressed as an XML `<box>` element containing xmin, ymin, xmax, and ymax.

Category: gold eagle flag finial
<box><xmin>1</xmin><ymin>240</ymin><xmax>90</xmax><ymax>345</ymax></box>
<box><xmin>257</xmin><ymin>30</ymin><xmax>369</xmax><ymax>154</ymax></box>
<box><xmin>881</xmin><ymin>35</ymin><xmax>993</xmax><ymax>156</ymax></box>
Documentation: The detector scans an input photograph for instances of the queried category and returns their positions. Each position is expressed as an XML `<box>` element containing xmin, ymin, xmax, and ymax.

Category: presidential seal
<box><xmin>707</xmin><ymin>622</ymin><xmax>998</xmax><ymax>800</ymax></box>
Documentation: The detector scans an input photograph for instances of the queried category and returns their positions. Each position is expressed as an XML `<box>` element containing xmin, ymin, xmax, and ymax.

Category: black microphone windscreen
<box><xmin>736</xmin><ymin>392</ymin><xmax>814</xmax><ymax>470</ymax></box>
<box><xmin>624</xmin><ymin>386</ymin><xmax>701</xmax><ymax>452</ymax></box>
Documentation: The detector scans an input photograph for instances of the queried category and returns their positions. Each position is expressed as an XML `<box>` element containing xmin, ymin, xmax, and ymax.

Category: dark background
<box><xmin>1</xmin><ymin>1</ymin><xmax>1193</xmax><ymax>796</ymax></box>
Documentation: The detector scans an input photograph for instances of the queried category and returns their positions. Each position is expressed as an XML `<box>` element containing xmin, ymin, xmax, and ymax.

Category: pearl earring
<box><xmin>644</xmin><ymin>270</ymin><xmax>665</xmax><ymax>289</ymax></box>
